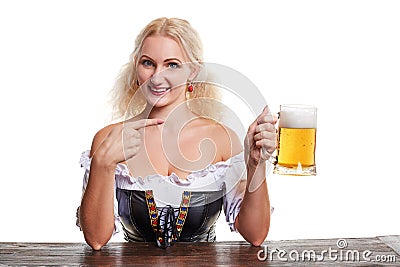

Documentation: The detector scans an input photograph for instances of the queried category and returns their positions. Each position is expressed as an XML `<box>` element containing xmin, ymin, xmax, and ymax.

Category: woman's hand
<box><xmin>245</xmin><ymin>106</ymin><xmax>277</xmax><ymax>168</ymax></box>
<box><xmin>92</xmin><ymin>118</ymin><xmax>164</xmax><ymax>168</ymax></box>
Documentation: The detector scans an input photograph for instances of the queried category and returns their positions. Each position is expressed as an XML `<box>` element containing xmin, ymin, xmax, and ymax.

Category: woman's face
<box><xmin>137</xmin><ymin>35</ymin><xmax>193</xmax><ymax>108</ymax></box>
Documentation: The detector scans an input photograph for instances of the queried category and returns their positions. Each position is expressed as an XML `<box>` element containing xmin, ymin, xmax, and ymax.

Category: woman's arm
<box><xmin>234</xmin><ymin>163</ymin><xmax>270</xmax><ymax>246</ymax></box>
<box><xmin>79</xmin><ymin>125</ymin><xmax>119</xmax><ymax>250</ymax></box>
<box><xmin>235</xmin><ymin>106</ymin><xmax>276</xmax><ymax>246</ymax></box>
<box><xmin>79</xmin><ymin>119</ymin><xmax>164</xmax><ymax>250</ymax></box>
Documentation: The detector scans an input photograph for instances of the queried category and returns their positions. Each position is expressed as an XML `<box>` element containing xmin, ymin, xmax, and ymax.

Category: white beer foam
<box><xmin>279</xmin><ymin>107</ymin><xmax>317</xmax><ymax>128</ymax></box>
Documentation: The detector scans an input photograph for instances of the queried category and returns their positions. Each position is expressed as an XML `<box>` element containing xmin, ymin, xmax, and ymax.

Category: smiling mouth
<box><xmin>148</xmin><ymin>86</ymin><xmax>171</xmax><ymax>96</ymax></box>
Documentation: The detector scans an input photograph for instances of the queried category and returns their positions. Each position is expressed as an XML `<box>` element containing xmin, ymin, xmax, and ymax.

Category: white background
<box><xmin>0</xmin><ymin>0</ymin><xmax>399</xmax><ymax>243</ymax></box>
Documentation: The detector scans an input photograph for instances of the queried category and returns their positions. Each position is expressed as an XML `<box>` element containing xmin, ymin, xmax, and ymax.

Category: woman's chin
<box><xmin>145</xmin><ymin>97</ymin><xmax>170</xmax><ymax>109</ymax></box>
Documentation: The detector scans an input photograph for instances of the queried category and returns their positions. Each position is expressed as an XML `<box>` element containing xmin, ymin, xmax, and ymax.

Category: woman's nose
<box><xmin>150</xmin><ymin>68</ymin><xmax>166</xmax><ymax>85</ymax></box>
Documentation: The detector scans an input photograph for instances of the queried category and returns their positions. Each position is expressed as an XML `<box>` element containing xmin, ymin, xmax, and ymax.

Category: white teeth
<box><xmin>151</xmin><ymin>88</ymin><xmax>169</xmax><ymax>93</ymax></box>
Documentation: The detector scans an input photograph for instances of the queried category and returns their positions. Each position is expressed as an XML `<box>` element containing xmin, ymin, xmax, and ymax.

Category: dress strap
<box><xmin>175</xmin><ymin>191</ymin><xmax>191</xmax><ymax>238</ymax></box>
<box><xmin>144</xmin><ymin>190</ymin><xmax>192</xmax><ymax>248</ymax></box>
<box><xmin>145</xmin><ymin>190</ymin><xmax>159</xmax><ymax>234</ymax></box>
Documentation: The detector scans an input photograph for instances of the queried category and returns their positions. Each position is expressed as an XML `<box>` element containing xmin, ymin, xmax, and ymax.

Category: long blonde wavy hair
<box><xmin>110</xmin><ymin>17</ymin><xmax>222</xmax><ymax>121</ymax></box>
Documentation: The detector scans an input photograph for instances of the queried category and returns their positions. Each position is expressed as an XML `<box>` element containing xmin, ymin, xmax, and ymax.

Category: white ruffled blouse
<box><xmin>78</xmin><ymin>150</ymin><xmax>248</xmax><ymax>234</ymax></box>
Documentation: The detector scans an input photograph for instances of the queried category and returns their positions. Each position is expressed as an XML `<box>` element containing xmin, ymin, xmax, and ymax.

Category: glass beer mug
<box><xmin>274</xmin><ymin>104</ymin><xmax>317</xmax><ymax>176</ymax></box>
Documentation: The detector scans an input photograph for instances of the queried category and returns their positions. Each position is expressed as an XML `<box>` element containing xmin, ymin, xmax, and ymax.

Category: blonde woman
<box><xmin>77</xmin><ymin>17</ymin><xmax>276</xmax><ymax>250</ymax></box>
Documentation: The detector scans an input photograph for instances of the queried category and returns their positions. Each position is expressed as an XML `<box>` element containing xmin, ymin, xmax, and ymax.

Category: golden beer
<box><xmin>277</xmin><ymin>128</ymin><xmax>316</xmax><ymax>167</ymax></box>
<box><xmin>274</xmin><ymin>105</ymin><xmax>317</xmax><ymax>175</ymax></box>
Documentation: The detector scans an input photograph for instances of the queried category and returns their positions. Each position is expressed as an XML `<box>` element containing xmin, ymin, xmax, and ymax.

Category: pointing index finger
<box><xmin>130</xmin><ymin>118</ymin><xmax>164</xmax><ymax>130</ymax></box>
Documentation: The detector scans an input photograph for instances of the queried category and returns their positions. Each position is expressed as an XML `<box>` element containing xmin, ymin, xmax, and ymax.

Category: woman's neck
<box><xmin>143</xmin><ymin>102</ymin><xmax>197</xmax><ymax>129</ymax></box>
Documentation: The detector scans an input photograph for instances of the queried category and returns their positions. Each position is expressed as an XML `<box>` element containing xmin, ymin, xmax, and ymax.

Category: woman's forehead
<box><xmin>141</xmin><ymin>35</ymin><xmax>186</xmax><ymax>61</ymax></box>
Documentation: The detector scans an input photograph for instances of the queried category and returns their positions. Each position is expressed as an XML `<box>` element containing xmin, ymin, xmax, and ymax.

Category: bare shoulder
<box><xmin>215</xmin><ymin>122</ymin><xmax>243</xmax><ymax>160</ymax></box>
<box><xmin>89</xmin><ymin>122</ymin><xmax>123</xmax><ymax>157</ymax></box>
<box><xmin>192</xmin><ymin>118</ymin><xmax>243</xmax><ymax>160</ymax></box>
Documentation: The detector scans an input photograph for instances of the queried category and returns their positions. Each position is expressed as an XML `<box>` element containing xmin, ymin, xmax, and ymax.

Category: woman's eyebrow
<box><xmin>140</xmin><ymin>55</ymin><xmax>183</xmax><ymax>63</ymax></box>
<box><xmin>140</xmin><ymin>54</ymin><xmax>153</xmax><ymax>60</ymax></box>
<box><xmin>164</xmin><ymin>57</ymin><xmax>182</xmax><ymax>63</ymax></box>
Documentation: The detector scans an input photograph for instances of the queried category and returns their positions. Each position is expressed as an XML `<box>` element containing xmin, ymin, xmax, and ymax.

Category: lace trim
<box><xmin>80</xmin><ymin>150</ymin><xmax>244</xmax><ymax>185</ymax></box>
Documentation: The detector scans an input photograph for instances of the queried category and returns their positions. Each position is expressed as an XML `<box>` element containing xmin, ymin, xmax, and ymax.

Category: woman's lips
<box><xmin>148</xmin><ymin>86</ymin><xmax>171</xmax><ymax>96</ymax></box>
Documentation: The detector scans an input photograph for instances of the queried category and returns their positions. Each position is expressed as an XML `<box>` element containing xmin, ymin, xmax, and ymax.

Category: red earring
<box><xmin>188</xmin><ymin>82</ymin><xmax>194</xmax><ymax>92</ymax></box>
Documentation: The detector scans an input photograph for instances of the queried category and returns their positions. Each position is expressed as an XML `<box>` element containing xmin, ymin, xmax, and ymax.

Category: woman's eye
<box><xmin>168</xmin><ymin>62</ymin><xmax>179</xmax><ymax>69</ymax></box>
<box><xmin>142</xmin><ymin>60</ymin><xmax>154</xmax><ymax>67</ymax></box>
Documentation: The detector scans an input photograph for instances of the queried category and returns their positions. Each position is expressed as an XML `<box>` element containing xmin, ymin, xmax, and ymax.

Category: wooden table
<box><xmin>1</xmin><ymin>235</ymin><xmax>399</xmax><ymax>266</ymax></box>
